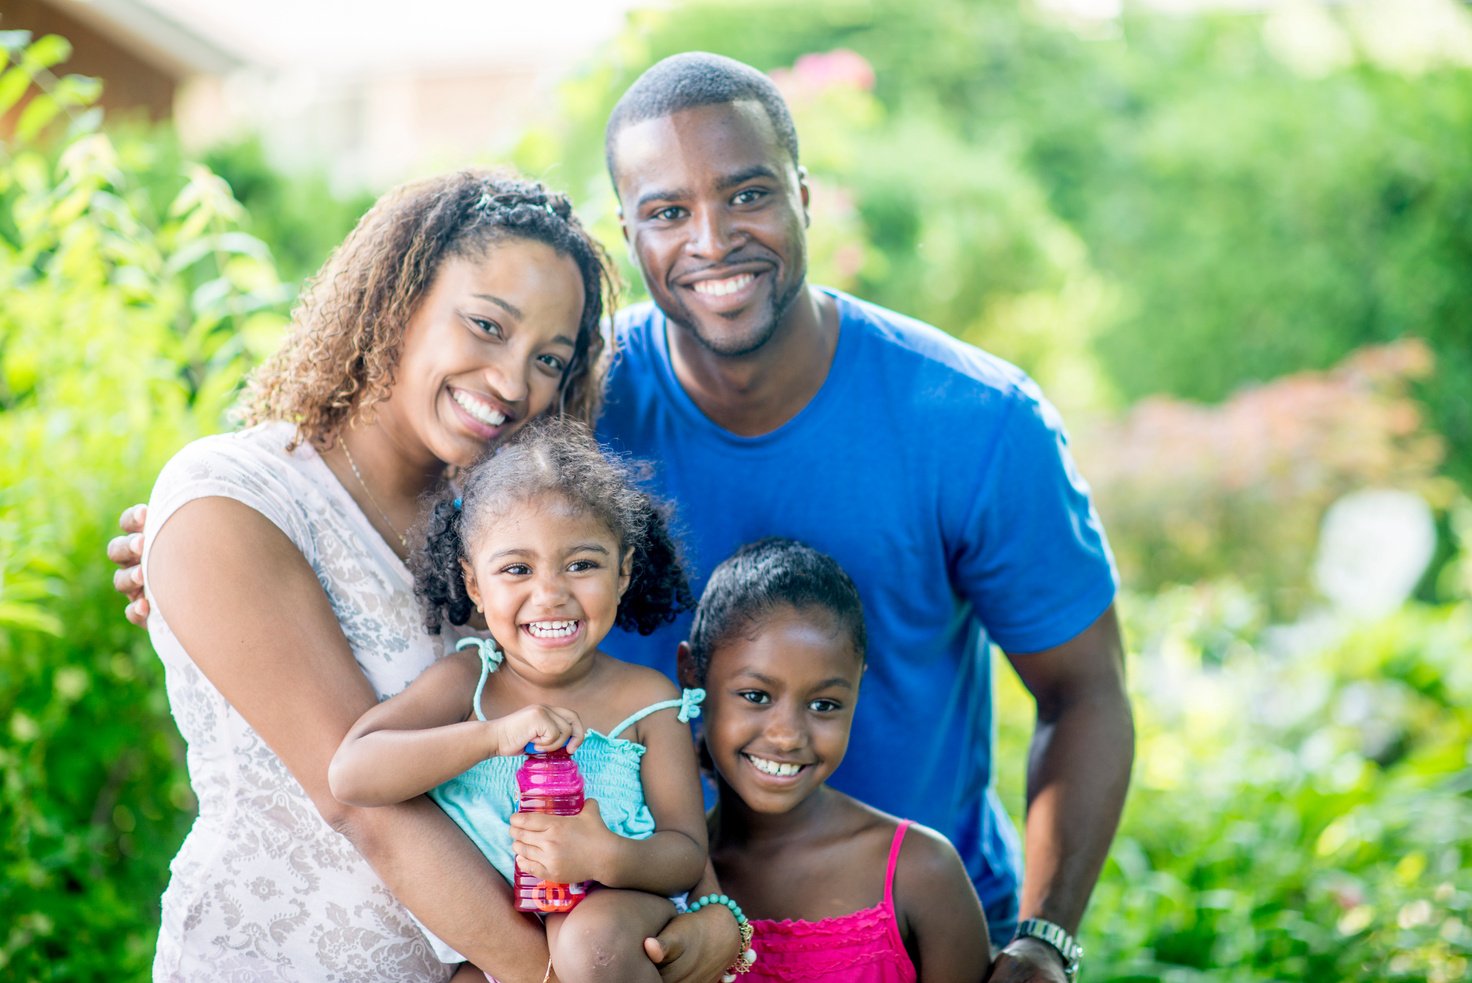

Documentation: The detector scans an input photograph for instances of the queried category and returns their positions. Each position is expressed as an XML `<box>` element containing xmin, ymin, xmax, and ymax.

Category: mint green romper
<box><xmin>417</xmin><ymin>637</ymin><xmax>704</xmax><ymax>962</ymax></box>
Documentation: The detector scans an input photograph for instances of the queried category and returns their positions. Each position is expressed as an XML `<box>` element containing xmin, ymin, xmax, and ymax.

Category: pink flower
<box><xmin>771</xmin><ymin>49</ymin><xmax>877</xmax><ymax>102</ymax></box>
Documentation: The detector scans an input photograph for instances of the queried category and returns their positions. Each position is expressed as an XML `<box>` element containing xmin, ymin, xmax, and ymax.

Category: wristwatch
<box><xmin>1013</xmin><ymin>918</ymin><xmax>1082</xmax><ymax>979</ymax></box>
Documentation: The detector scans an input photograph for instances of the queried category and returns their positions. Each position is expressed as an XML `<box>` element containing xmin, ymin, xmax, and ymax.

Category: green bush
<box><xmin>994</xmin><ymin>554</ymin><xmax>1472</xmax><ymax>982</ymax></box>
<box><xmin>0</xmin><ymin>32</ymin><xmax>287</xmax><ymax>979</ymax></box>
<box><xmin>1077</xmin><ymin>340</ymin><xmax>1449</xmax><ymax>614</ymax></box>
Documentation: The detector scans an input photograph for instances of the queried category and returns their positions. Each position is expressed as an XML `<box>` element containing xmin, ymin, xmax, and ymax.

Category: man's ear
<box><xmin>798</xmin><ymin>164</ymin><xmax>812</xmax><ymax>228</ymax></box>
<box><xmin>676</xmin><ymin>641</ymin><xmax>699</xmax><ymax>689</ymax></box>
<box><xmin>461</xmin><ymin>558</ymin><xmax>482</xmax><ymax>611</ymax></box>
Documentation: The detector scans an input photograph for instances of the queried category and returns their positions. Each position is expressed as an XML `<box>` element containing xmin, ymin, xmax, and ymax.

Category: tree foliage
<box><xmin>0</xmin><ymin>31</ymin><xmax>287</xmax><ymax>978</ymax></box>
<box><xmin>514</xmin><ymin>0</ymin><xmax>1472</xmax><ymax>481</ymax></box>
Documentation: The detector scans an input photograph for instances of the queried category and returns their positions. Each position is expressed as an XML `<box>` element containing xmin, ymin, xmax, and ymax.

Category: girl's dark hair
<box><xmin>687</xmin><ymin>537</ymin><xmax>866</xmax><ymax>685</ymax></box>
<box><xmin>237</xmin><ymin>168</ymin><xmax>616</xmax><ymax>448</ymax></box>
<box><xmin>413</xmin><ymin>417</ymin><xmax>692</xmax><ymax>636</ymax></box>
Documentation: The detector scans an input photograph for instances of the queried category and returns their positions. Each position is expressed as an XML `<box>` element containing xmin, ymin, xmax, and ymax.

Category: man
<box><xmin>115</xmin><ymin>52</ymin><xmax>1132</xmax><ymax>983</ymax></box>
<box><xmin>595</xmin><ymin>54</ymin><xmax>1131</xmax><ymax>982</ymax></box>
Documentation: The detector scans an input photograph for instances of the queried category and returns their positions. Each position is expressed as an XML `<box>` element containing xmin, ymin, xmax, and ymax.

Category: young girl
<box><xmin>679</xmin><ymin>538</ymin><xmax>993</xmax><ymax>982</ymax></box>
<box><xmin>330</xmin><ymin>419</ymin><xmax>708</xmax><ymax>983</ymax></box>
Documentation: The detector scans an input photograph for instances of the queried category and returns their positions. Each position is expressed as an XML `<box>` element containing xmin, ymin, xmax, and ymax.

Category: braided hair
<box><xmin>237</xmin><ymin>168</ymin><xmax>616</xmax><ymax>447</ymax></box>
<box><xmin>414</xmin><ymin>417</ymin><xmax>693</xmax><ymax>636</ymax></box>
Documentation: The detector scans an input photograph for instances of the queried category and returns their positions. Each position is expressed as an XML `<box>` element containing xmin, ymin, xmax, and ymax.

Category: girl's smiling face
<box><xmin>462</xmin><ymin>497</ymin><xmax>630</xmax><ymax>687</ymax></box>
<box><xmin>690</xmin><ymin>604</ymin><xmax>864</xmax><ymax>815</ymax></box>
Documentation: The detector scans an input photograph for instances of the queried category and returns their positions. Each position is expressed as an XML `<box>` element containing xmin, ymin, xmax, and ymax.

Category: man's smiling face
<box><xmin>612</xmin><ymin>100</ymin><xmax>810</xmax><ymax>358</ymax></box>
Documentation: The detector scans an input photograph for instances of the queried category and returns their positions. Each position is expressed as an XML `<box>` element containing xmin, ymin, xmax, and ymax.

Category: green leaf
<box><xmin>0</xmin><ymin>65</ymin><xmax>31</xmax><ymax>116</ymax></box>
<box><xmin>52</xmin><ymin>73</ymin><xmax>102</xmax><ymax>108</ymax></box>
<box><xmin>0</xmin><ymin>602</ymin><xmax>64</xmax><ymax>636</ymax></box>
<box><xmin>22</xmin><ymin>34</ymin><xmax>72</xmax><ymax>72</ymax></box>
<box><xmin>15</xmin><ymin>92</ymin><xmax>61</xmax><ymax>142</ymax></box>
<box><xmin>65</xmin><ymin>105</ymin><xmax>103</xmax><ymax>139</ymax></box>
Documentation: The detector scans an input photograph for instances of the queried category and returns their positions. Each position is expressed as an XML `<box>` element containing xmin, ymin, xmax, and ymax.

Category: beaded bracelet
<box><xmin>686</xmin><ymin>893</ymin><xmax>758</xmax><ymax>980</ymax></box>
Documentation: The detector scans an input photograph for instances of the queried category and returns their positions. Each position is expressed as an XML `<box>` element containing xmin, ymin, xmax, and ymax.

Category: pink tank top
<box><xmin>744</xmin><ymin>820</ymin><xmax>917</xmax><ymax>983</ymax></box>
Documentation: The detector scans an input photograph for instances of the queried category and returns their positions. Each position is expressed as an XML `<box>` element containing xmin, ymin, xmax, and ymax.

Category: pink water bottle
<box><xmin>513</xmin><ymin>743</ymin><xmax>590</xmax><ymax>913</ymax></box>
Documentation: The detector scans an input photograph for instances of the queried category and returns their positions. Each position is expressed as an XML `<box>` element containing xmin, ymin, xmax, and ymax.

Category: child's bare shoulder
<box><xmin>894</xmin><ymin>821</ymin><xmax>969</xmax><ymax>878</ymax></box>
<box><xmin>601</xmin><ymin>659</ymin><xmax>681</xmax><ymax>712</ymax></box>
<box><xmin>422</xmin><ymin>642</ymin><xmax>485</xmax><ymax>685</ymax></box>
<box><xmin>844</xmin><ymin>797</ymin><xmax>966</xmax><ymax>879</ymax></box>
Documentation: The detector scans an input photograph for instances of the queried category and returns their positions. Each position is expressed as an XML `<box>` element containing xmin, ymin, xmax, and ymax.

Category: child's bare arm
<box><xmin>510</xmin><ymin>678</ymin><xmax>707</xmax><ymax>895</ymax></box>
<box><xmin>894</xmin><ymin>824</ymin><xmax>992</xmax><ymax>982</ymax></box>
<box><xmin>598</xmin><ymin>684</ymin><xmax>708</xmax><ymax>892</ymax></box>
<box><xmin>328</xmin><ymin>650</ymin><xmax>584</xmax><ymax>806</ymax></box>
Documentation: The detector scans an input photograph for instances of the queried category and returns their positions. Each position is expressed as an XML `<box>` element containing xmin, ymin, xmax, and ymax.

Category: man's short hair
<box><xmin>604</xmin><ymin>51</ymin><xmax>800</xmax><ymax>182</ymax></box>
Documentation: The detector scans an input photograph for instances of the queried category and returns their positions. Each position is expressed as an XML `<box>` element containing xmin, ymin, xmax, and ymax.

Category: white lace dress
<box><xmin>143</xmin><ymin>421</ymin><xmax>456</xmax><ymax>982</ymax></box>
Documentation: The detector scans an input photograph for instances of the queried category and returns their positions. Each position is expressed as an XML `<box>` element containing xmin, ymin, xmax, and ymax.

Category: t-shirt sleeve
<box><xmin>142</xmin><ymin>432</ymin><xmax>316</xmax><ymax>595</ymax></box>
<box><xmin>951</xmin><ymin>385</ymin><xmax>1118</xmax><ymax>654</ymax></box>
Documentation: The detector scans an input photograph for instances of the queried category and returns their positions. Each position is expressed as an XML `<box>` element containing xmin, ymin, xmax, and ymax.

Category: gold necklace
<box><xmin>340</xmin><ymin>439</ymin><xmax>410</xmax><ymax>551</ymax></box>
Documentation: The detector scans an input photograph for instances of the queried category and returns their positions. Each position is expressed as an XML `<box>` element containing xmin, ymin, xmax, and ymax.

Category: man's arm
<box><xmin>991</xmin><ymin>604</ymin><xmax>1133</xmax><ymax>982</ymax></box>
<box><xmin>107</xmin><ymin>504</ymin><xmax>149</xmax><ymax>625</ymax></box>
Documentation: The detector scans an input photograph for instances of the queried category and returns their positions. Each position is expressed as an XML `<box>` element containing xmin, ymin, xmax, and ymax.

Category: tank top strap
<box><xmin>455</xmin><ymin>636</ymin><xmax>504</xmax><ymax>722</ymax></box>
<box><xmin>608</xmin><ymin>687</ymin><xmax>706</xmax><ymax>740</ymax></box>
<box><xmin>883</xmin><ymin>819</ymin><xmax>915</xmax><ymax>912</ymax></box>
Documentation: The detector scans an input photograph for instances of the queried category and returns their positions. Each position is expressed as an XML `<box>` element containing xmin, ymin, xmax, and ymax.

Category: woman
<box><xmin>141</xmin><ymin>169</ymin><xmax>605</xmax><ymax>980</ymax></box>
<box><xmin>126</xmin><ymin>167</ymin><xmax>743</xmax><ymax>983</ymax></box>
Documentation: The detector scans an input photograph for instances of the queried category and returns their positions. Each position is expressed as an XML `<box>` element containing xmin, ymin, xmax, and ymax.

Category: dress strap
<box><xmin>882</xmin><ymin>819</ymin><xmax>915</xmax><ymax>912</ymax></box>
<box><xmin>608</xmin><ymin>687</ymin><xmax>705</xmax><ymax>740</ymax></box>
<box><xmin>455</xmin><ymin>636</ymin><xmax>504</xmax><ymax>722</ymax></box>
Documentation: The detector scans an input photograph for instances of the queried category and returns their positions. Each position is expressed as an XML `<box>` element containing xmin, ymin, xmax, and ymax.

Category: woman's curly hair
<box><xmin>413</xmin><ymin>417</ymin><xmax>694</xmax><ymax>636</ymax></box>
<box><xmin>235</xmin><ymin>168</ymin><xmax>616</xmax><ymax>447</ymax></box>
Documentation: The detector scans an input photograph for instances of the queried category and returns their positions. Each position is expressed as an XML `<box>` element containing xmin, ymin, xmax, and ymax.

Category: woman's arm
<box><xmin>329</xmin><ymin>655</ymin><xmax>585</xmax><ymax>806</ymax></box>
<box><xmin>892</xmin><ymin>824</ymin><xmax>992</xmax><ymax>983</ymax></box>
<box><xmin>508</xmin><ymin>678</ymin><xmax>707</xmax><ymax>896</ymax></box>
<box><xmin>148</xmin><ymin>497</ymin><xmax>549</xmax><ymax>981</ymax></box>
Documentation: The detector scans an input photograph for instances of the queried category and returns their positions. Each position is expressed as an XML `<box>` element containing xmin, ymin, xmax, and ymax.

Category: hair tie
<box><xmin>452</xmin><ymin>497</ymin><xmax>462</xmax><ymax>511</ymax></box>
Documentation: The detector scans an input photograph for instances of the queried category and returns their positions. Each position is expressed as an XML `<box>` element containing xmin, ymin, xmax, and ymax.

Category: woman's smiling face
<box><xmin>378</xmin><ymin>240</ymin><xmax>585</xmax><ymax>469</ymax></box>
<box><xmin>696</xmin><ymin>604</ymin><xmax>863</xmax><ymax>815</ymax></box>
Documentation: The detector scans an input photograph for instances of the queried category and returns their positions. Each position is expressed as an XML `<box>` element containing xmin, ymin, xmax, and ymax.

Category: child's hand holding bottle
<box><xmin>508</xmin><ymin>797</ymin><xmax>618</xmax><ymax>886</ymax></box>
<box><xmin>485</xmin><ymin>704</ymin><xmax>584</xmax><ymax>758</ymax></box>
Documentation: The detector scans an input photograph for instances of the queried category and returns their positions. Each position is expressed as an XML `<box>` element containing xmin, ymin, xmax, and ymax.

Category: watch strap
<box><xmin>1014</xmin><ymin>917</ymin><xmax>1082</xmax><ymax>978</ymax></box>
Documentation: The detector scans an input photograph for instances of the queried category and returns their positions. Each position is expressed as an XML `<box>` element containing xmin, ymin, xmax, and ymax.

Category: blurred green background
<box><xmin>2</xmin><ymin>0</ymin><xmax>1470</xmax><ymax>979</ymax></box>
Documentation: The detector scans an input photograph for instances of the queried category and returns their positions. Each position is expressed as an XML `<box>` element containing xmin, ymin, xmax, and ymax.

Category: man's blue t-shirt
<box><xmin>595</xmin><ymin>289</ymin><xmax>1117</xmax><ymax>929</ymax></box>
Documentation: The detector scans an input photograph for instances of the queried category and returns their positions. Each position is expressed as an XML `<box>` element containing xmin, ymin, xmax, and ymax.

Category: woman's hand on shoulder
<box><xmin>488</xmin><ymin>704</ymin><xmax>585</xmax><ymax>756</ymax></box>
<box><xmin>893</xmin><ymin>822</ymin><xmax>992</xmax><ymax>983</ymax></box>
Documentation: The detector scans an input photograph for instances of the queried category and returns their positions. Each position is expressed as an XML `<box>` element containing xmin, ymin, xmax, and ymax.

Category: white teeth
<box><xmin>525</xmin><ymin>620</ymin><xmax>578</xmax><ymax>639</ymax></box>
<box><xmin>692</xmin><ymin>273</ymin><xmax>754</xmax><ymax>298</ymax></box>
<box><xmin>746</xmin><ymin>754</ymin><xmax>802</xmax><ymax>777</ymax></box>
<box><xmin>451</xmin><ymin>389</ymin><xmax>508</xmax><ymax>427</ymax></box>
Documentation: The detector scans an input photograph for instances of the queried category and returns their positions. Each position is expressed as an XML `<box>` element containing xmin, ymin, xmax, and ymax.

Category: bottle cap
<box><xmin>523</xmin><ymin>739</ymin><xmax>572</xmax><ymax>755</ymax></box>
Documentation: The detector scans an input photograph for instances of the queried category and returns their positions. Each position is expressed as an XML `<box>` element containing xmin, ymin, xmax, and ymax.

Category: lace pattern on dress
<box><xmin>145</xmin><ymin>422</ymin><xmax>456</xmax><ymax>981</ymax></box>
